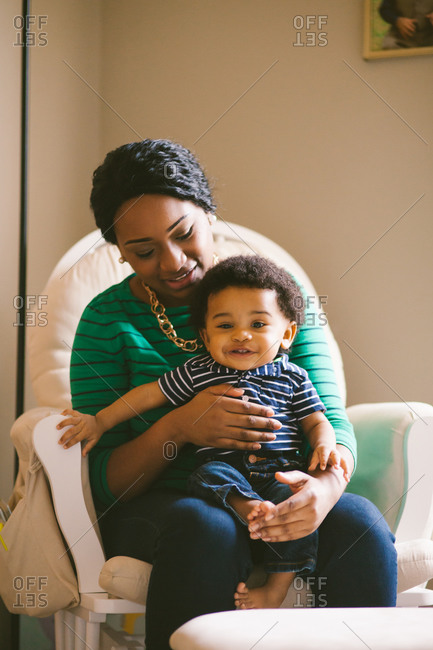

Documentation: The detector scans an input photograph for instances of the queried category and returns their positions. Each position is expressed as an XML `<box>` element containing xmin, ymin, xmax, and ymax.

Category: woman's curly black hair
<box><xmin>190</xmin><ymin>255</ymin><xmax>305</xmax><ymax>331</ymax></box>
<box><xmin>90</xmin><ymin>139</ymin><xmax>216</xmax><ymax>244</ymax></box>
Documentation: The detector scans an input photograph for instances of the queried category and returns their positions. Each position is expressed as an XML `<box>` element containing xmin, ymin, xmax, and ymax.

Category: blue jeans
<box><xmin>187</xmin><ymin>453</ymin><xmax>317</xmax><ymax>574</ymax></box>
<box><xmin>99</xmin><ymin>489</ymin><xmax>397</xmax><ymax>650</ymax></box>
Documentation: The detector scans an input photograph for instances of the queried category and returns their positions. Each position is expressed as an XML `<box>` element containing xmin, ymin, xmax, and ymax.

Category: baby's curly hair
<box><xmin>90</xmin><ymin>139</ymin><xmax>216</xmax><ymax>244</ymax></box>
<box><xmin>190</xmin><ymin>255</ymin><xmax>305</xmax><ymax>331</ymax></box>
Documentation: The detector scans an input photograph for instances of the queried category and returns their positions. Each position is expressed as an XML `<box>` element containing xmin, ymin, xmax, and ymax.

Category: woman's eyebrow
<box><xmin>124</xmin><ymin>214</ymin><xmax>190</xmax><ymax>245</ymax></box>
<box><xmin>167</xmin><ymin>214</ymin><xmax>189</xmax><ymax>233</ymax></box>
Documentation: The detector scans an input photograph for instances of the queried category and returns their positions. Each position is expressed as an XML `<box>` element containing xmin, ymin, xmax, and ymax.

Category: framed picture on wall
<box><xmin>364</xmin><ymin>0</ymin><xmax>433</xmax><ymax>59</ymax></box>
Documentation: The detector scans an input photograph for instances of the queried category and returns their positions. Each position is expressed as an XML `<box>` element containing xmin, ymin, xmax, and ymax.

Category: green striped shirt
<box><xmin>70</xmin><ymin>275</ymin><xmax>356</xmax><ymax>508</ymax></box>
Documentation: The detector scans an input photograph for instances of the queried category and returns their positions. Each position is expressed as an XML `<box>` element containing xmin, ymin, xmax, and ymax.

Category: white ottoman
<box><xmin>170</xmin><ymin>608</ymin><xmax>433</xmax><ymax>650</ymax></box>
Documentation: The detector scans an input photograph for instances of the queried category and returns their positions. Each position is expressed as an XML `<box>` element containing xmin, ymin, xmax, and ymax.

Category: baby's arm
<box><xmin>57</xmin><ymin>381</ymin><xmax>168</xmax><ymax>456</ymax></box>
<box><xmin>301</xmin><ymin>411</ymin><xmax>350</xmax><ymax>482</ymax></box>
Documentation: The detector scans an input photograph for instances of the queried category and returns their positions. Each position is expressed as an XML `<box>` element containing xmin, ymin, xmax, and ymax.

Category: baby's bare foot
<box><xmin>226</xmin><ymin>495</ymin><xmax>263</xmax><ymax>525</ymax></box>
<box><xmin>234</xmin><ymin>581</ymin><xmax>288</xmax><ymax>609</ymax></box>
<box><xmin>247</xmin><ymin>500</ymin><xmax>274</xmax><ymax>522</ymax></box>
<box><xmin>247</xmin><ymin>500</ymin><xmax>275</xmax><ymax>539</ymax></box>
<box><xmin>234</xmin><ymin>582</ymin><xmax>250</xmax><ymax>609</ymax></box>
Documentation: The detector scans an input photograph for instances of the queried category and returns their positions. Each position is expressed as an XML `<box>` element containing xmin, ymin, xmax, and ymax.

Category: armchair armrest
<box><xmin>346</xmin><ymin>402</ymin><xmax>433</xmax><ymax>542</ymax></box>
<box><xmin>33</xmin><ymin>414</ymin><xmax>106</xmax><ymax>594</ymax></box>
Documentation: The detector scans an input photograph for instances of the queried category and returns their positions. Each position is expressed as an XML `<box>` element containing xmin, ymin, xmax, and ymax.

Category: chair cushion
<box><xmin>99</xmin><ymin>556</ymin><xmax>152</xmax><ymax>604</ymax></box>
<box><xmin>396</xmin><ymin>539</ymin><xmax>433</xmax><ymax>592</ymax></box>
<box><xmin>28</xmin><ymin>234</ymin><xmax>131</xmax><ymax>408</ymax></box>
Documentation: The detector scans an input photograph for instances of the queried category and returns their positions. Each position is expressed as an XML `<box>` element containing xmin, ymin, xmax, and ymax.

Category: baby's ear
<box><xmin>200</xmin><ymin>328</ymin><xmax>210</xmax><ymax>349</ymax></box>
<box><xmin>281</xmin><ymin>322</ymin><xmax>297</xmax><ymax>350</ymax></box>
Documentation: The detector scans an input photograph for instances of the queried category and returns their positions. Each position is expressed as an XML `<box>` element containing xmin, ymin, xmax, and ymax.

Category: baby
<box><xmin>59</xmin><ymin>255</ymin><xmax>349</xmax><ymax>609</ymax></box>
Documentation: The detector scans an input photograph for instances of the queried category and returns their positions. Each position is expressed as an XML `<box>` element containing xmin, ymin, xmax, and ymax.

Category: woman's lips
<box><xmin>163</xmin><ymin>265</ymin><xmax>197</xmax><ymax>290</ymax></box>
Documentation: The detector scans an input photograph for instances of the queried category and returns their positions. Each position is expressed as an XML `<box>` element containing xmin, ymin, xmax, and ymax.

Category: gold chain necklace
<box><xmin>141</xmin><ymin>281</ymin><xmax>203</xmax><ymax>352</ymax></box>
<box><xmin>141</xmin><ymin>254</ymin><xmax>219</xmax><ymax>352</ymax></box>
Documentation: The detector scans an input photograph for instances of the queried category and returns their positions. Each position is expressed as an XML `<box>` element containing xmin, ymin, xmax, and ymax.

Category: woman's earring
<box><xmin>119</xmin><ymin>256</ymin><xmax>125</xmax><ymax>264</ymax></box>
<box><xmin>208</xmin><ymin>214</ymin><xmax>217</xmax><ymax>226</ymax></box>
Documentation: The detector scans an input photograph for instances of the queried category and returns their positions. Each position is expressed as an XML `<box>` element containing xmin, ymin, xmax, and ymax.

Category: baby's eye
<box><xmin>136</xmin><ymin>250</ymin><xmax>154</xmax><ymax>259</ymax></box>
<box><xmin>217</xmin><ymin>323</ymin><xmax>232</xmax><ymax>329</ymax></box>
<box><xmin>252</xmin><ymin>322</ymin><xmax>266</xmax><ymax>329</ymax></box>
<box><xmin>176</xmin><ymin>226</ymin><xmax>193</xmax><ymax>241</ymax></box>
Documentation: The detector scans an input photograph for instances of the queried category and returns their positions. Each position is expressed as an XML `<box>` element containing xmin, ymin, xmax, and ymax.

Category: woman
<box><xmin>70</xmin><ymin>139</ymin><xmax>397</xmax><ymax>650</ymax></box>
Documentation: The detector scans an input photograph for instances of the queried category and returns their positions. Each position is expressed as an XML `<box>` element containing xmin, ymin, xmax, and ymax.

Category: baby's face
<box><xmin>200</xmin><ymin>287</ymin><xmax>296</xmax><ymax>371</ymax></box>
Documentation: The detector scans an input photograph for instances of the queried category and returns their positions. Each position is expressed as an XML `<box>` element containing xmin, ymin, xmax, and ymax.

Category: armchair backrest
<box><xmin>28</xmin><ymin>220</ymin><xmax>346</xmax><ymax>408</ymax></box>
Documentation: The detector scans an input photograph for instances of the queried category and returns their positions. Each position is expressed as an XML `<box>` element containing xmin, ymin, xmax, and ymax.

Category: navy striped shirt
<box><xmin>158</xmin><ymin>353</ymin><xmax>325</xmax><ymax>459</ymax></box>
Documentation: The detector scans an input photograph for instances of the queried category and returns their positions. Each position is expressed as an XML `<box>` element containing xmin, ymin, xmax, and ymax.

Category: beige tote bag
<box><xmin>0</xmin><ymin>447</ymin><xmax>79</xmax><ymax>617</ymax></box>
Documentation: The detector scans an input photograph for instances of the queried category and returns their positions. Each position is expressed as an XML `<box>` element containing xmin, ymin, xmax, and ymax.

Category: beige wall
<box><xmin>27</xmin><ymin>0</ymin><xmax>103</xmax><ymax>313</ymax></box>
<box><xmin>100</xmin><ymin>0</ymin><xmax>433</xmax><ymax>407</ymax></box>
<box><xmin>28</xmin><ymin>1</ymin><xmax>103</xmax><ymax>274</ymax></box>
<box><xmin>25</xmin><ymin>0</ymin><xmax>103</xmax><ymax>410</ymax></box>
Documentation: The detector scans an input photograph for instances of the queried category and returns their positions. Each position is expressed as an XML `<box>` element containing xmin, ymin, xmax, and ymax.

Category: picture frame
<box><xmin>363</xmin><ymin>0</ymin><xmax>433</xmax><ymax>59</ymax></box>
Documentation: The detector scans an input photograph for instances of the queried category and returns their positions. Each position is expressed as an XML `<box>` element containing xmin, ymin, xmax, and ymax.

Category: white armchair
<box><xmin>9</xmin><ymin>220</ymin><xmax>433</xmax><ymax>649</ymax></box>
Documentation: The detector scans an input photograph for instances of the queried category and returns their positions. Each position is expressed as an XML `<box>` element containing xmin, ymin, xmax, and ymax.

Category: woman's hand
<box><xmin>248</xmin><ymin>467</ymin><xmax>346</xmax><ymax>542</ymax></box>
<box><xmin>172</xmin><ymin>384</ymin><xmax>281</xmax><ymax>451</ymax></box>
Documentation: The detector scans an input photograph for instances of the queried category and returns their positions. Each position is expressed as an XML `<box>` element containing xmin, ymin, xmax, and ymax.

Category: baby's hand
<box><xmin>57</xmin><ymin>409</ymin><xmax>104</xmax><ymax>457</ymax></box>
<box><xmin>308</xmin><ymin>445</ymin><xmax>350</xmax><ymax>482</ymax></box>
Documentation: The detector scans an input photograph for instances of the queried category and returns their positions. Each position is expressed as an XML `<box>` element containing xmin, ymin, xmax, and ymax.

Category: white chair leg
<box><xmin>54</xmin><ymin>610</ymin><xmax>65</xmax><ymax>650</ymax></box>
<box><xmin>85</xmin><ymin>619</ymin><xmax>101</xmax><ymax>650</ymax></box>
<box><xmin>64</xmin><ymin>610</ymin><xmax>76</xmax><ymax>650</ymax></box>
<box><xmin>74</xmin><ymin>616</ymin><xmax>86</xmax><ymax>650</ymax></box>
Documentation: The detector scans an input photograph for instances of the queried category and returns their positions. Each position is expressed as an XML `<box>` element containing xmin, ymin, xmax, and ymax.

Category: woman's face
<box><xmin>114</xmin><ymin>194</ymin><xmax>215</xmax><ymax>306</ymax></box>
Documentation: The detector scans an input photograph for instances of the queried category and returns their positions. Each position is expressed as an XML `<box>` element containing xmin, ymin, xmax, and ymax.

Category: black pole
<box><xmin>15</xmin><ymin>4</ymin><xmax>30</xmax><ymax>424</ymax></box>
<box><xmin>13</xmin><ymin>1</ymin><xmax>30</xmax><ymax>648</ymax></box>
